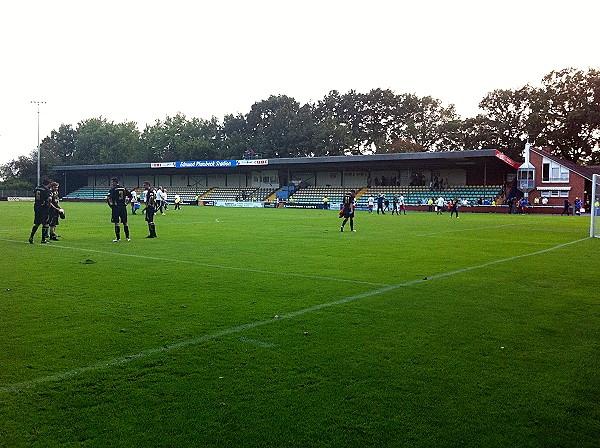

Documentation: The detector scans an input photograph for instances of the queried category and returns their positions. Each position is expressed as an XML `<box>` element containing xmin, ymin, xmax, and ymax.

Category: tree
<box><xmin>245</xmin><ymin>95</ymin><xmax>305</xmax><ymax>158</ymax></box>
<box><xmin>402</xmin><ymin>95</ymin><xmax>460</xmax><ymax>151</ymax></box>
<box><xmin>73</xmin><ymin>117</ymin><xmax>140</xmax><ymax>164</ymax></box>
<box><xmin>40</xmin><ymin>124</ymin><xmax>76</xmax><ymax>166</ymax></box>
<box><xmin>141</xmin><ymin>114</ymin><xmax>223</xmax><ymax>162</ymax></box>
<box><xmin>0</xmin><ymin>153</ymin><xmax>37</xmax><ymax>188</ymax></box>
<box><xmin>313</xmin><ymin>91</ymin><xmax>355</xmax><ymax>155</ymax></box>
<box><xmin>360</xmin><ymin>88</ymin><xmax>401</xmax><ymax>152</ymax></box>
<box><xmin>474</xmin><ymin>87</ymin><xmax>538</xmax><ymax>160</ymax></box>
<box><xmin>221</xmin><ymin>113</ymin><xmax>250</xmax><ymax>159</ymax></box>
<box><xmin>535</xmin><ymin>68</ymin><xmax>600</xmax><ymax>164</ymax></box>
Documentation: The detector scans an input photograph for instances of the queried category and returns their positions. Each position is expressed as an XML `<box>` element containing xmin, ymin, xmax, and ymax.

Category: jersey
<box><xmin>145</xmin><ymin>189</ymin><xmax>156</xmax><ymax>208</ymax></box>
<box><xmin>145</xmin><ymin>189</ymin><xmax>157</xmax><ymax>222</ymax></box>
<box><xmin>342</xmin><ymin>192</ymin><xmax>355</xmax><ymax>218</ymax></box>
<box><xmin>49</xmin><ymin>190</ymin><xmax>60</xmax><ymax>217</ymax></box>
<box><xmin>107</xmin><ymin>185</ymin><xmax>132</xmax><ymax>208</ymax></box>
<box><xmin>34</xmin><ymin>185</ymin><xmax>51</xmax><ymax>210</ymax></box>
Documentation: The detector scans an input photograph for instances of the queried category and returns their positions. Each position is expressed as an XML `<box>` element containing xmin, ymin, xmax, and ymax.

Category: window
<box><xmin>542</xmin><ymin>163</ymin><xmax>550</xmax><ymax>181</ymax></box>
<box><xmin>542</xmin><ymin>158</ymin><xmax>569</xmax><ymax>182</ymax></box>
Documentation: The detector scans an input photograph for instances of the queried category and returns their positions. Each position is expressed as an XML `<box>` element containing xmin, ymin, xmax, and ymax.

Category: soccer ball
<box><xmin>59</xmin><ymin>209</ymin><xmax>66</xmax><ymax>220</ymax></box>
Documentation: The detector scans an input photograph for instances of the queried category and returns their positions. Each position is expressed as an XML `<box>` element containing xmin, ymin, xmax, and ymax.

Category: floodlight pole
<box><xmin>31</xmin><ymin>100</ymin><xmax>46</xmax><ymax>186</ymax></box>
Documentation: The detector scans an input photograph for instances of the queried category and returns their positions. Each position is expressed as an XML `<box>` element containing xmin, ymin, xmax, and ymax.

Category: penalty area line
<box><xmin>0</xmin><ymin>237</ymin><xmax>588</xmax><ymax>393</ymax></box>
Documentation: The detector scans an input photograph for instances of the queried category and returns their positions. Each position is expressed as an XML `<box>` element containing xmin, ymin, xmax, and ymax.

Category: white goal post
<box><xmin>591</xmin><ymin>174</ymin><xmax>600</xmax><ymax>238</ymax></box>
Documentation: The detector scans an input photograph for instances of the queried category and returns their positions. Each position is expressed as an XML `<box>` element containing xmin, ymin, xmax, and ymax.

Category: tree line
<box><xmin>1</xmin><ymin>67</ymin><xmax>598</xmax><ymax>189</ymax></box>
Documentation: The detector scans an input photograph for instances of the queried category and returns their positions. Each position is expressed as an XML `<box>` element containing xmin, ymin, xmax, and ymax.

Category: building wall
<box><xmin>529</xmin><ymin>150</ymin><xmax>586</xmax><ymax>206</ymax></box>
<box><xmin>122</xmin><ymin>175</ymin><xmax>139</xmax><ymax>188</ymax></box>
<box><xmin>172</xmin><ymin>175</ymin><xmax>189</xmax><ymax>187</ymax></box>
<box><xmin>316</xmin><ymin>171</ymin><xmax>342</xmax><ymax>186</ymax></box>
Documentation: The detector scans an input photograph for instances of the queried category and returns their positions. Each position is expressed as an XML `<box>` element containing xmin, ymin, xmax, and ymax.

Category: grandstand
<box><xmin>286</xmin><ymin>185</ymin><xmax>503</xmax><ymax>207</ymax></box>
<box><xmin>63</xmin><ymin>186</ymin><xmax>110</xmax><ymax>201</ymax></box>
<box><xmin>200</xmin><ymin>187</ymin><xmax>274</xmax><ymax>202</ymax></box>
<box><xmin>63</xmin><ymin>184</ymin><xmax>505</xmax><ymax>207</ymax></box>
<box><xmin>355</xmin><ymin>185</ymin><xmax>504</xmax><ymax>207</ymax></box>
<box><xmin>287</xmin><ymin>186</ymin><xmax>362</xmax><ymax>204</ymax></box>
<box><xmin>54</xmin><ymin>149</ymin><xmax>528</xmax><ymax>211</ymax></box>
<box><xmin>64</xmin><ymin>186</ymin><xmax>274</xmax><ymax>204</ymax></box>
<box><xmin>168</xmin><ymin>187</ymin><xmax>210</xmax><ymax>204</ymax></box>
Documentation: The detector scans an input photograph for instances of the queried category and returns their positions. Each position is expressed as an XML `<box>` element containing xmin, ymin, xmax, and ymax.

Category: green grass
<box><xmin>1</xmin><ymin>202</ymin><xmax>599</xmax><ymax>447</ymax></box>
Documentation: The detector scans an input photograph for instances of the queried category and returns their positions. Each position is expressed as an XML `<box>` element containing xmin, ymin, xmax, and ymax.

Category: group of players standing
<box><xmin>29</xmin><ymin>176</ymin><xmax>164</xmax><ymax>244</ymax></box>
<box><xmin>106</xmin><ymin>177</ymin><xmax>157</xmax><ymax>241</ymax></box>
<box><xmin>29</xmin><ymin>178</ymin><xmax>65</xmax><ymax>244</ymax></box>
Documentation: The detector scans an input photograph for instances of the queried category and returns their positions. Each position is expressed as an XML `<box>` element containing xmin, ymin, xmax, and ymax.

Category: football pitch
<box><xmin>1</xmin><ymin>202</ymin><xmax>599</xmax><ymax>447</ymax></box>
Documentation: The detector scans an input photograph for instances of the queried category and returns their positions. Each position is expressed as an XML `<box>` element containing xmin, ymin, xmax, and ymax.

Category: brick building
<box><xmin>524</xmin><ymin>146</ymin><xmax>600</xmax><ymax>211</ymax></box>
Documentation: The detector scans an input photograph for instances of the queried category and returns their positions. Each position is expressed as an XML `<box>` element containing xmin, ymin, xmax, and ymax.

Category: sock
<box><xmin>115</xmin><ymin>226</ymin><xmax>121</xmax><ymax>240</ymax></box>
<box><xmin>30</xmin><ymin>225</ymin><xmax>39</xmax><ymax>239</ymax></box>
<box><xmin>151</xmin><ymin>223</ymin><xmax>156</xmax><ymax>237</ymax></box>
<box><xmin>124</xmin><ymin>226</ymin><xmax>130</xmax><ymax>239</ymax></box>
<box><xmin>42</xmin><ymin>227</ymin><xmax>49</xmax><ymax>241</ymax></box>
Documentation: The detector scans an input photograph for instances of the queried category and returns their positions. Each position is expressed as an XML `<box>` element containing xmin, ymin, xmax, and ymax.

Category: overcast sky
<box><xmin>1</xmin><ymin>0</ymin><xmax>597</xmax><ymax>165</ymax></box>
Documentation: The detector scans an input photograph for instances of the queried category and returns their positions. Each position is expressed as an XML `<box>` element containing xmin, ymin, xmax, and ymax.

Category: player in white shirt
<box><xmin>436</xmin><ymin>196</ymin><xmax>445</xmax><ymax>215</ymax></box>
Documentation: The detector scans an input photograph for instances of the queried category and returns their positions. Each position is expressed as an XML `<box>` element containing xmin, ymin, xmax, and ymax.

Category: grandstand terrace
<box><xmin>53</xmin><ymin>150</ymin><xmax>522</xmax><ymax>211</ymax></box>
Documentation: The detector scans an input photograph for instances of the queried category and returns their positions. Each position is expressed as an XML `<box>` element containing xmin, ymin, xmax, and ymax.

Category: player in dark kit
<box><xmin>29</xmin><ymin>178</ymin><xmax>52</xmax><ymax>244</ymax></box>
<box><xmin>48</xmin><ymin>181</ymin><xmax>63</xmax><ymax>240</ymax></box>
<box><xmin>106</xmin><ymin>177</ymin><xmax>132</xmax><ymax>242</ymax></box>
<box><xmin>340</xmin><ymin>189</ymin><xmax>356</xmax><ymax>232</ymax></box>
<box><xmin>143</xmin><ymin>181</ymin><xmax>157</xmax><ymax>238</ymax></box>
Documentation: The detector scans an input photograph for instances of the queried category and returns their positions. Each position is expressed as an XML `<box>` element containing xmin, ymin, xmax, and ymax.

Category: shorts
<box><xmin>111</xmin><ymin>206</ymin><xmax>128</xmax><ymax>224</ymax></box>
<box><xmin>145</xmin><ymin>207</ymin><xmax>155</xmax><ymax>223</ymax></box>
<box><xmin>34</xmin><ymin>207</ymin><xmax>49</xmax><ymax>226</ymax></box>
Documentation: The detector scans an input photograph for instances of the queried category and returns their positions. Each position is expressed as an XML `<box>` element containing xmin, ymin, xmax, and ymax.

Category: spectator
<box><xmin>450</xmin><ymin>197</ymin><xmax>459</xmax><ymax>218</ymax></box>
<box><xmin>575</xmin><ymin>197</ymin><xmax>582</xmax><ymax>215</ymax></box>
<box><xmin>377</xmin><ymin>194</ymin><xmax>385</xmax><ymax>214</ymax></box>
<box><xmin>340</xmin><ymin>190</ymin><xmax>356</xmax><ymax>232</ymax></box>
<box><xmin>391</xmin><ymin>194</ymin><xmax>399</xmax><ymax>215</ymax></box>
<box><xmin>436</xmin><ymin>196</ymin><xmax>445</xmax><ymax>215</ymax></box>
<box><xmin>561</xmin><ymin>198</ymin><xmax>570</xmax><ymax>216</ymax></box>
<box><xmin>368</xmin><ymin>194</ymin><xmax>374</xmax><ymax>213</ymax></box>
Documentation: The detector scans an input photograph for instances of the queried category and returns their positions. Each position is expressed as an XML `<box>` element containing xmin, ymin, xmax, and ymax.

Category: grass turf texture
<box><xmin>1</xmin><ymin>202</ymin><xmax>599</xmax><ymax>447</ymax></box>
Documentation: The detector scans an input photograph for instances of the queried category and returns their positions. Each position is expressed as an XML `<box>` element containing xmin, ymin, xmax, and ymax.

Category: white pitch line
<box><xmin>0</xmin><ymin>237</ymin><xmax>588</xmax><ymax>394</ymax></box>
<box><xmin>0</xmin><ymin>238</ymin><xmax>388</xmax><ymax>287</ymax></box>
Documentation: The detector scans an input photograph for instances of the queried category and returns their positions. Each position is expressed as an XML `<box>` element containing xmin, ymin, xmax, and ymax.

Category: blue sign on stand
<box><xmin>176</xmin><ymin>160</ymin><xmax>237</xmax><ymax>168</ymax></box>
